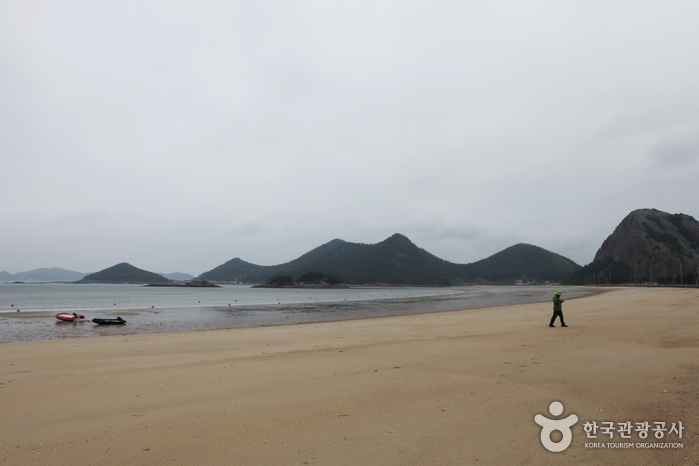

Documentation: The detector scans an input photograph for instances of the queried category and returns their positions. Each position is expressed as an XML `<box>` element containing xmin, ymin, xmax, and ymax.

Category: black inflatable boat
<box><xmin>92</xmin><ymin>317</ymin><xmax>126</xmax><ymax>325</ymax></box>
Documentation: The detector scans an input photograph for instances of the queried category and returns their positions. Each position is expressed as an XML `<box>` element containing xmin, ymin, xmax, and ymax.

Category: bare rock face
<box><xmin>593</xmin><ymin>209</ymin><xmax>699</xmax><ymax>280</ymax></box>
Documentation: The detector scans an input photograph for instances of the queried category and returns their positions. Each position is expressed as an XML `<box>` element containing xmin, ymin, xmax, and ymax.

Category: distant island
<box><xmin>0</xmin><ymin>268</ymin><xmax>194</xmax><ymax>284</ymax></box>
<box><xmin>0</xmin><ymin>268</ymin><xmax>86</xmax><ymax>282</ymax></box>
<box><xmin>158</xmin><ymin>272</ymin><xmax>195</xmax><ymax>281</ymax></box>
<box><xmin>146</xmin><ymin>280</ymin><xmax>220</xmax><ymax>288</ymax></box>
<box><xmin>77</xmin><ymin>264</ymin><xmax>220</xmax><ymax>287</ymax></box>
<box><xmin>77</xmin><ymin>263</ymin><xmax>170</xmax><ymax>284</ymax></box>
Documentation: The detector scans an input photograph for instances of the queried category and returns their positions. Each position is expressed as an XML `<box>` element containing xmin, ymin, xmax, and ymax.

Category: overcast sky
<box><xmin>2</xmin><ymin>1</ymin><xmax>698</xmax><ymax>275</ymax></box>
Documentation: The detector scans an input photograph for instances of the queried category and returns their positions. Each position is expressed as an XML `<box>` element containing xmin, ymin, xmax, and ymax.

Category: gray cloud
<box><xmin>649</xmin><ymin>128</ymin><xmax>699</xmax><ymax>167</ymax></box>
<box><xmin>1</xmin><ymin>1</ymin><xmax>699</xmax><ymax>275</ymax></box>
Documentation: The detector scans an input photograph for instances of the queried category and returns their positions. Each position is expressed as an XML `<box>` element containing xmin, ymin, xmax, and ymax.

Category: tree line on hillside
<box><xmin>268</xmin><ymin>271</ymin><xmax>343</xmax><ymax>287</ymax></box>
<box><xmin>564</xmin><ymin>258</ymin><xmax>698</xmax><ymax>285</ymax></box>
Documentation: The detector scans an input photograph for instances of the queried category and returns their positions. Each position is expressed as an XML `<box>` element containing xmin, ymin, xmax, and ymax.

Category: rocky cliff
<box><xmin>571</xmin><ymin>208</ymin><xmax>699</xmax><ymax>283</ymax></box>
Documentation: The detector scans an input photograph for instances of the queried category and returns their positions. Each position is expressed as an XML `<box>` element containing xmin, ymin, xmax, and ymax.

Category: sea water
<box><xmin>0</xmin><ymin>283</ymin><xmax>592</xmax><ymax>343</ymax></box>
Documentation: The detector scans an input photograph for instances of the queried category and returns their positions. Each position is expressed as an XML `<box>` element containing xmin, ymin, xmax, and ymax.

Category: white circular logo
<box><xmin>534</xmin><ymin>401</ymin><xmax>578</xmax><ymax>452</ymax></box>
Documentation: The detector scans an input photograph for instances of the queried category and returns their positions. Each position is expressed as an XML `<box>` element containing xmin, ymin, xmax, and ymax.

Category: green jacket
<box><xmin>553</xmin><ymin>294</ymin><xmax>562</xmax><ymax>311</ymax></box>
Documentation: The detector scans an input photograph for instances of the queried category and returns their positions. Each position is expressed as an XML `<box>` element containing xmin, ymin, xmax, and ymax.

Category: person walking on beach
<box><xmin>549</xmin><ymin>291</ymin><xmax>567</xmax><ymax>327</ymax></box>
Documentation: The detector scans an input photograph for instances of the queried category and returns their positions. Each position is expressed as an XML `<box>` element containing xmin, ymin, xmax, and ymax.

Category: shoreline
<box><xmin>0</xmin><ymin>286</ymin><xmax>600</xmax><ymax>343</ymax></box>
<box><xmin>1</xmin><ymin>286</ymin><xmax>608</xmax><ymax>336</ymax></box>
<box><xmin>1</xmin><ymin>287</ymin><xmax>696</xmax><ymax>464</ymax></box>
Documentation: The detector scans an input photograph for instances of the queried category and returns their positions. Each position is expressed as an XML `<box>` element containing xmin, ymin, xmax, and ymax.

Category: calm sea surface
<box><xmin>0</xmin><ymin>283</ymin><xmax>593</xmax><ymax>343</ymax></box>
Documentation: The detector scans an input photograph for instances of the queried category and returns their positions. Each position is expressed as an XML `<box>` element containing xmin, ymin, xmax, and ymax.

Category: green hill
<box><xmin>287</xmin><ymin>234</ymin><xmax>459</xmax><ymax>285</ymax></box>
<box><xmin>463</xmin><ymin>243</ymin><xmax>580</xmax><ymax>283</ymax></box>
<box><xmin>200</xmin><ymin>234</ymin><xmax>457</xmax><ymax>285</ymax></box>
<box><xmin>199</xmin><ymin>234</ymin><xmax>580</xmax><ymax>285</ymax></box>
<box><xmin>198</xmin><ymin>258</ymin><xmax>273</xmax><ymax>283</ymax></box>
<box><xmin>79</xmin><ymin>263</ymin><xmax>170</xmax><ymax>284</ymax></box>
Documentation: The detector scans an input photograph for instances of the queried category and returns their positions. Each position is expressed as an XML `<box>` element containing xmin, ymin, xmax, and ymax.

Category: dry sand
<box><xmin>1</xmin><ymin>287</ymin><xmax>697</xmax><ymax>465</ymax></box>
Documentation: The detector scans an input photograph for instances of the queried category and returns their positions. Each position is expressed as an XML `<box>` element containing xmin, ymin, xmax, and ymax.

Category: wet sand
<box><xmin>1</xmin><ymin>287</ymin><xmax>697</xmax><ymax>465</ymax></box>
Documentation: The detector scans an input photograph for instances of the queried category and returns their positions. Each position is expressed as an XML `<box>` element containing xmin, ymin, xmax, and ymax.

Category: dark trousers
<box><xmin>550</xmin><ymin>310</ymin><xmax>565</xmax><ymax>326</ymax></box>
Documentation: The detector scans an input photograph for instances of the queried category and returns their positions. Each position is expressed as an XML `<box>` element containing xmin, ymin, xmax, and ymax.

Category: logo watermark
<box><xmin>534</xmin><ymin>401</ymin><xmax>578</xmax><ymax>452</ymax></box>
<box><xmin>534</xmin><ymin>401</ymin><xmax>685</xmax><ymax>452</ymax></box>
<box><xmin>583</xmin><ymin>420</ymin><xmax>684</xmax><ymax>450</ymax></box>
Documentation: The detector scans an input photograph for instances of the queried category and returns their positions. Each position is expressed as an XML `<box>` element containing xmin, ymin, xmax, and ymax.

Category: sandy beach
<box><xmin>1</xmin><ymin>286</ymin><xmax>697</xmax><ymax>465</ymax></box>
